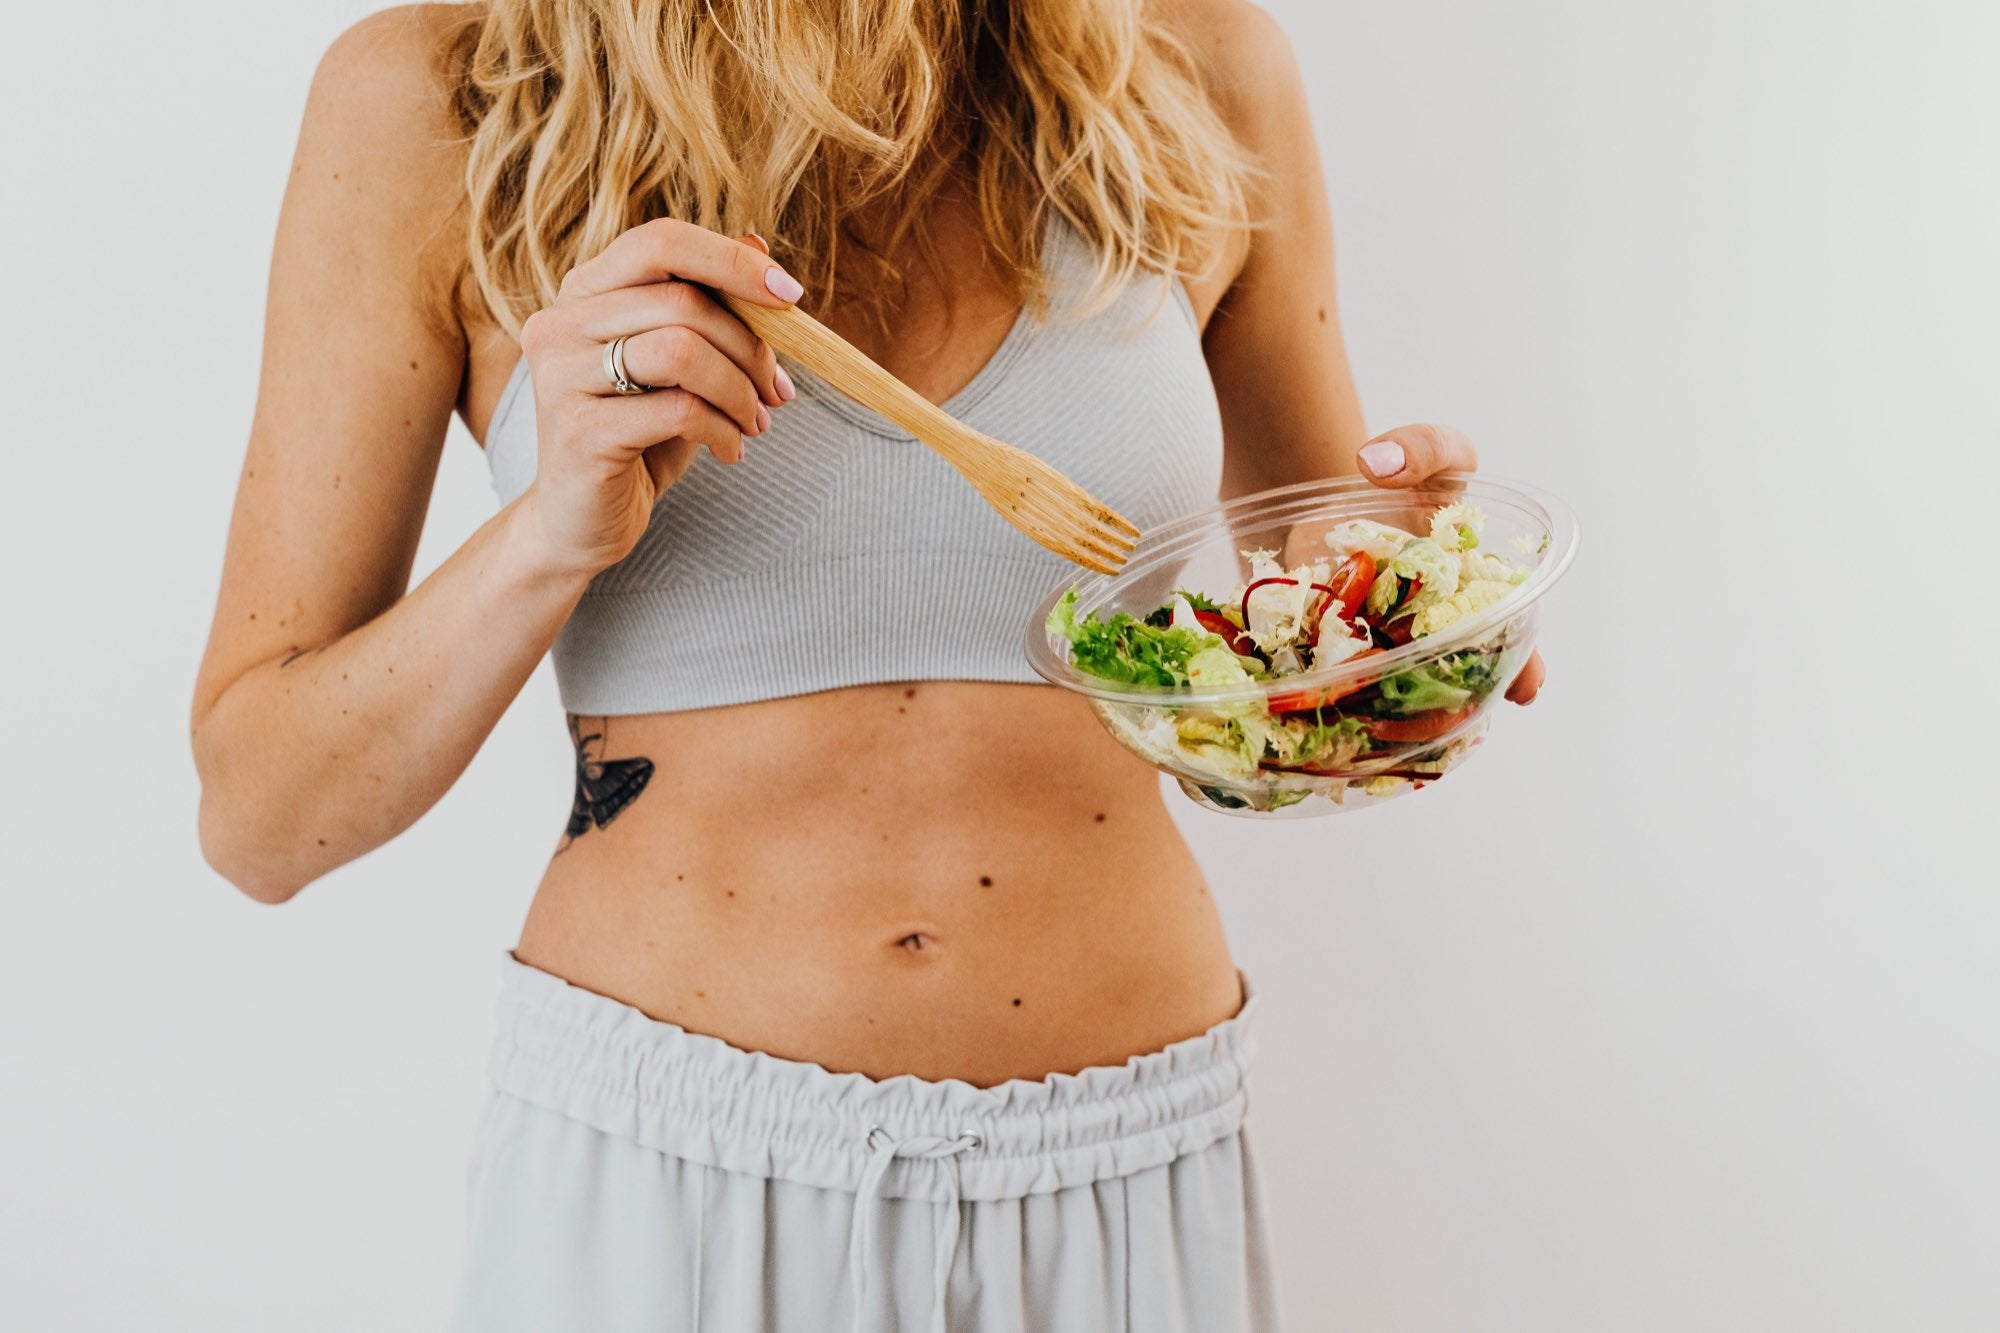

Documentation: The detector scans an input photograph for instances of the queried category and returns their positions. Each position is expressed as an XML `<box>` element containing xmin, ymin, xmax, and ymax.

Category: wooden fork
<box><xmin>719</xmin><ymin>294</ymin><xmax>1141</xmax><ymax>574</ymax></box>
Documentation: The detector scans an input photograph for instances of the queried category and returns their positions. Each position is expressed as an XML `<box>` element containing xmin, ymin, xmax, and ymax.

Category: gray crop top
<box><xmin>484</xmin><ymin>217</ymin><xmax>1225</xmax><ymax>715</ymax></box>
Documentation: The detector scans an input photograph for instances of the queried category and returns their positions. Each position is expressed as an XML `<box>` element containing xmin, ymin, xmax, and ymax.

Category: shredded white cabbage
<box><xmin>1239</xmin><ymin>551</ymin><xmax>1319</xmax><ymax>653</ymax></box>
<box><xmin>1410</xmin><ymin>579</ymin><xmax>1521</xmax><ymax>637</ymax></box>
<box><xmin>1429</xmin><ymin>503</ymin><xmax>1488</xmax><ymax>551</ymax></box>
<box><xmin>1323</xmin><ymin>519</ymin><xmax>1414</xmax><ymax>563</ymax></box>
<box><xmin>1461</xmin><ymin>550</ymin><xmax>1529</xmax><ymax>585</ymax></box>
<box><xmin>1313</xmin><ymin>612</ymin><xmax>1370</xmax><ymax>663</ymax></box>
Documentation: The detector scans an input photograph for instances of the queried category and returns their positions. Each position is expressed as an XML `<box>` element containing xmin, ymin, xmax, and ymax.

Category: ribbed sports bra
<box><xmin>484</xmin><ymin>217</ymin><xmax>1224</xmax><ymax>715</ymax></box>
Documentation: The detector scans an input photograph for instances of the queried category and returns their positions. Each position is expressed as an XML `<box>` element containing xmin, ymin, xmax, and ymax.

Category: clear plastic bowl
<box><xmin>1025</xmin><ymin>474</ymin><xmax>1579</xmax><ymax>817</ymax></box>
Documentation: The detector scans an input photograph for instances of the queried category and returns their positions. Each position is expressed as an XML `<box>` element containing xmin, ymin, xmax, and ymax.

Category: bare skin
<box><xmin>193</xmin><ymin>1</ymin><xmax>1542</xmax><ymax>1088</ymax></box>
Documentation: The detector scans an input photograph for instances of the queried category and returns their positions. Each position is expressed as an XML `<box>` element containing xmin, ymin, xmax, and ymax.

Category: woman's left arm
<box><xmin>1182</xmin><ymin>1</ymin><xmax>1544</xmax><ymax>702</ymax></box>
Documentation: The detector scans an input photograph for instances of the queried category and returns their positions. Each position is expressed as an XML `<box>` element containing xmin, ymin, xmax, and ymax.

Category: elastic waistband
<box><xmin>487</xmin><ymin>954</ymin><xmax>1257</xmax><ymax>1203</ymax></box>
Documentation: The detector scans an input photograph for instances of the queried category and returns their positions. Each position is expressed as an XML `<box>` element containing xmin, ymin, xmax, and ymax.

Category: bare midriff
<box><xmin>513</xmin><ymin>681</ymin><xmax>1242</xmax><ymax>1087</ymax></box>
<box><xmin>473</xmin><ymin>190</ymin><xmax>1249</xmax><ymax>1089</ymax></box>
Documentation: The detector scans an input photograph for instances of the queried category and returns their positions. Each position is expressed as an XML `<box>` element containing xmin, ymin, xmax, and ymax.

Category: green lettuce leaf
<box><xmin>1144</xmin><ymin>588</ymin><xmax>1221</xmax><ymax>628</ymax></box>
<box><xmin>1364</xmin><ymin>537</ymin><xmax>1463</xmax><ymax>620</ymax></box>
<box><xmin>1048</xmin><ymin>588</ymin><xmax>1221</xmax><ymax>688</ymax></box>
<box><xmin>1298</xmin><ymin>716</ymin><xmax>1373</xmax><ymax>764</ymax></box>
<box><xmin>1372</xmin><ymin>653</ymin><xmax>1501</xmax><ymax>715</ymax></box>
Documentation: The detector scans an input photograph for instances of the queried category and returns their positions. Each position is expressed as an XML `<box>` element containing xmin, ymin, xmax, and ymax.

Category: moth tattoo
<box><xmin>560</xmin><ymin>716</ymin><xmax>655</xmax><ymax>848</ymax></box>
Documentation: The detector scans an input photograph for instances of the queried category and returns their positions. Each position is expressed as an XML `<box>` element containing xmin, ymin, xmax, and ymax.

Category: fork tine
<box><xmin>1079</xmin><ymin>497</ymin><xmax>1143</xmax><ymax>540</ymax></box>
<box><xmin>967</xmin><ymin>449</ymin><xmax>1141</xmax><ymax>552</ymax></box>
<box><xmin>977</xmin><ymin>477</ymin><xmax>1137</xmax><ymax>566</ymax></box>
<box><xmin>1027</xmin><ymin>532</ymin><xmax>1123</xmax><ymax>575</ymax></box>
<box><xmin>1002</xmin><ymin>453</ymin><xmax>1143</xmax><ymax>544</ymax></box>
<box><xmin>971</xmin><ymin>474</ymin><xmax>1131</xmax><ymax>565</ymax></box>
<box><xmin>1007</xmin><ymin>488</ymin><xmax>1136</xmax><ymax>557</ymax></box>
<box><xmin>1007</xmin><ymin>507</ymin><xmax>1131</xmax><ymax>563</ymax></box>
<box><xmin>1012</xmin><ymin>515</ymin><xmax>1131</xmax><ymax>573</ymax></box>
<box><xmin>1024</xmin><ymin>485</ymin><xmax>1140</xmax><ymax>551</ymax></box>
<box><xmin>1010</xmin><ymin>482</ymin><xmax>1139</xmax><ymax>556</ymax></box>
<box><xmin>1026</xmin><ymin>467</ymin><xmax>1142</xmax><ymax>540</ymax></box>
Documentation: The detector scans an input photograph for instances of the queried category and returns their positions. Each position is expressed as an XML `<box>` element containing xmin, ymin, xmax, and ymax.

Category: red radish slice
<box><xmin>1259</xmin><ymin>763</ymin><xmax>1453</xmax><ymax>781</ymax></box>
<box><xmin>1238</xmin><ymin>577</ymin><xmax>1299</xmax><ymax>632</ymax></box>
<box><xmin>1300</xmin><ymin>584</ymin><xmax>1339</xmax><ymax>645</ymax></box>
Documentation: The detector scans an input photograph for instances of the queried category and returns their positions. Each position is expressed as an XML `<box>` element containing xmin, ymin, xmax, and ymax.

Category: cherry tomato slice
<box><xmin>1266</xmin><ymin>647</ymin><xmax>1386</xmax><ymax>713</ymax></box>
<box><xmin>1365</xmin><ymin>704</ymin><xmax>1478</xmax><ymax>744</ymax></box>
<box><xmin>1301</xmin><ymin>552</ymin><xmax>1379</xmax><ymax>649</ymax></box>
<box><xmin>1327</xmin><ymin>552</ymin><xmax>1376</xmax><ymax>621</ymax></box>
<box><xmin>1192</xmin><ymin>609</ymin><xmax>1259</xmax><ymax>657</ymax></box>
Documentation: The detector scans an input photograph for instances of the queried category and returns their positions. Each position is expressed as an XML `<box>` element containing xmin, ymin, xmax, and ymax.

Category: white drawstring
<box><xmin>849</xmin><ymin>1125</ymin><xmax>982</xmax><ymax>1333</ymax></box>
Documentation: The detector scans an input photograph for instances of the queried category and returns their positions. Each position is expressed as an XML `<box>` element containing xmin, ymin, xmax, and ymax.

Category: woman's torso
<box><xmin>459</xmin><ymin>196</ymin><xmax>1248</xmax><ymax>1086</ymax></box>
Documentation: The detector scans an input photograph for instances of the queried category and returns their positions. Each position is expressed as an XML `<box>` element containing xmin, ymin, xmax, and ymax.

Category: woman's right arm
<box><xmin>193</xmin><ymin>8</ymin><xmax>802</xmax><ymax>903</ymax></box>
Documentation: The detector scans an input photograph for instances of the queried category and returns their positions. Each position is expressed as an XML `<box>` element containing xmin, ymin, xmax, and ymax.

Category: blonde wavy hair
<box><xmin>450</xmin><ymin>0</ymin><xmax>1256</xmax><ymax>338</ymax></box>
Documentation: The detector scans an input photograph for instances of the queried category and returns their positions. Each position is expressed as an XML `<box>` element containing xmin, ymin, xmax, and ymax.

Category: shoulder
<box><xmin>292</xmin><ymin>7</ymin><xmax>478</xmax><ymax>312</ymax></box>
<box><xmin>1145</xmin><ymin>1</ymin><xmax>1310</xmax><ymax>302</ymax></box>
<box><xmin>1148</xmin><ymin>0</ymin><xmax>1304</xmax><ymax>125</ymax></box>
<box><xmin>312</xmin><ymin>4</ymin><xmax>473</xmax><ymax>106</ymax></box>
<box><xmin>1148</xmin><ymin>1</ymin><xmax>1316</xmax><ymax>212</ymax></box>
<box><xmin>302</xmin><ymin>5</ymin><xmax>474</xmax><ymax>180</ymax></box>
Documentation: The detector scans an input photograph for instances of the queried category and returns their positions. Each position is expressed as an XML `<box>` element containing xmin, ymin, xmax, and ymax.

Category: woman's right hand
<box><xmin>516</xmin><ymin>220</ymin><xmax>805</xmax><ymax>577</ymax></box>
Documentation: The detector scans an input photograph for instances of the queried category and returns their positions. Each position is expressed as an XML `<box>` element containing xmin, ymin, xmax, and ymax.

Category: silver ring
<box><xmin>602</xmin><ymin>335</ymin><xmax>649</xmax><ymax>395</ymax></box>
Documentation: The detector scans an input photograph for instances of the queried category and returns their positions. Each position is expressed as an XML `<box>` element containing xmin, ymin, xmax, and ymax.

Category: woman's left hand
<box><xmin>1352</xmin><ymin>424</ymin><xmax>1546</xmax><ymax>705</ymax></box>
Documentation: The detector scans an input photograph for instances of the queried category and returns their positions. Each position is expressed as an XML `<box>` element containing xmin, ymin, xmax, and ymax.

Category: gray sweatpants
<box><xmin>451</xmin><ymin>956</ymin><xmax>1281</xmax><ymax>1332</ymax></box>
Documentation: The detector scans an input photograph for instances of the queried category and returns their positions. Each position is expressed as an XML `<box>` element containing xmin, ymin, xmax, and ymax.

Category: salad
<box><xmin>1046</xmin><ymin>500</ymin><xmax>1544</xmax><ymax>812</ymax></box>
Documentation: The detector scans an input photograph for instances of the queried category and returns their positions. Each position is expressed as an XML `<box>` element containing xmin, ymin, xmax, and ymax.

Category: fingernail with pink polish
<box><xmin>755</xmin><ymin>404</ymin><xmax>772</xmax><ymax>434</ymax></box>
<box><xmin>1359</xmin><ymin>440</ymin><xmax>1406</xmax><ymax>477</ymax></box>
<box><xmin>764</xmin><ymin>266</ymin><xmax>804</xmax><ymax>303</ymax></box>
<box><xmin>773</xmin><ymin>364</ymin><xmax>796</xmax><ymax>403</ymax></box>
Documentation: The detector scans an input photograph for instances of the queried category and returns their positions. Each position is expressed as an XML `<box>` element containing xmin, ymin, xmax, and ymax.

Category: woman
<box><xmin>193</xmin><ymin>1</ymin><xmax>1543</xmax><ymax>1328</ymax></box>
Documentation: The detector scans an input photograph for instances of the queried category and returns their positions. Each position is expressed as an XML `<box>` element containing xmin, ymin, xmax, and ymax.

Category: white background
<box><xmin>3</xmin><ymin>1</ymin><xmax>1995</xmax><ymax>1329</ymax></box>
